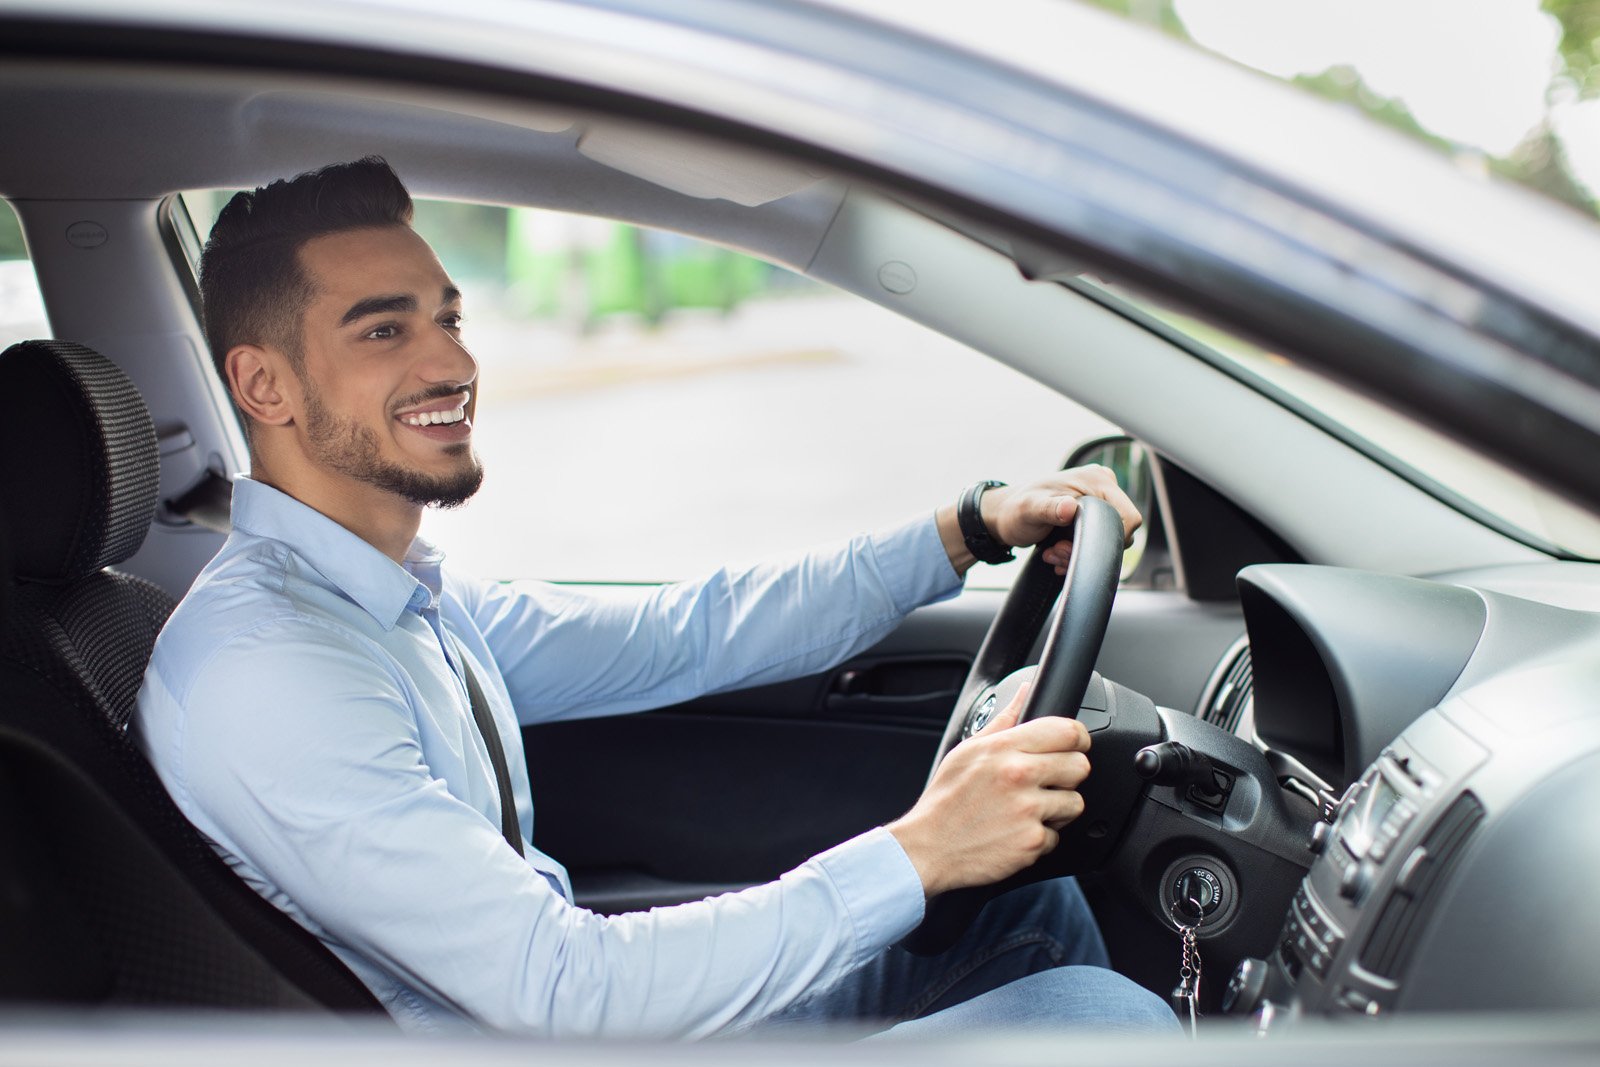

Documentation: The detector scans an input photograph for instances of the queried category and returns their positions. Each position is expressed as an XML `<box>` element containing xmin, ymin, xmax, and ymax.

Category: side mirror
<box><xmin>1065</xmin><ymin>435</ymin><xmax>1158</xmax><ymax>584</ymax></box>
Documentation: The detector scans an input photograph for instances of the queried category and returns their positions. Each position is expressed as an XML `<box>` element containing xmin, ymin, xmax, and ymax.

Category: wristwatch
<box><xmin>957</xmin><ymin>480</ymin><xmax>1015</xmax><ymax>565</ymax></box>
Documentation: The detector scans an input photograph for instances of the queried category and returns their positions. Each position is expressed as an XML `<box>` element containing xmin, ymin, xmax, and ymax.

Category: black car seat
<box><xmin>0</xmin><ymin>338</ymin><xmax>384</xmax><ymax>1015</ymax></box>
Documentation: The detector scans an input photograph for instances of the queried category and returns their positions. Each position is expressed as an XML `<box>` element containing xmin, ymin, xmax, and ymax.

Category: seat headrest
<box><xmin>0</xmin><ymin>340</ymin><xmax>158</xmax><ymax>582</ymax></box>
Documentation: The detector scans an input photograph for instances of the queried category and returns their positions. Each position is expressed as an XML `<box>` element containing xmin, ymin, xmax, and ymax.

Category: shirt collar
<box><xmin>229</xmin><ymin>477</ymin><xmax>445</xmax><ymax>630</ymax></box>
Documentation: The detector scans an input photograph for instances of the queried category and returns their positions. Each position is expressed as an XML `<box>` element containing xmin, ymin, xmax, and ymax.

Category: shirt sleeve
<box><xmin>144</xmin><ymin>617</ymin><xmax>926</xmax><ymax>1038</ymax></box>
<box><xmin>462</xmin><ymin>511</ymin><xmax>963</xmax><ymax>724</ymax></box>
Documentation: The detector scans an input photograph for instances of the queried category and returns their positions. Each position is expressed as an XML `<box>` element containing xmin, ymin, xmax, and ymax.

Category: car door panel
<box><xmin>524</xmin><ymin>586</ymin><xmax>1244</xmax><ymax>913</ymax></box>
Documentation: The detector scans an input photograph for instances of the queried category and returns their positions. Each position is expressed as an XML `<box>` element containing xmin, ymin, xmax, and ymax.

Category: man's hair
<box><xmin>199</xmin><ymin>156</ymin><xmax>415</xmax><ymax>399</ymax></box>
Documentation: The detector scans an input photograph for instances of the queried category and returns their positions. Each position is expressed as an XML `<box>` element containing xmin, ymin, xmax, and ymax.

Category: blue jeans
<box><xmin>757</xmin><ymin>878</ymin><xmax>1179</xmax><ymax>1038</ymax></box>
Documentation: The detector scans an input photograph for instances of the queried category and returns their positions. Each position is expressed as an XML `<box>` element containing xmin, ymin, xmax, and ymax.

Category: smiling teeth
<box><xmin>403</xmin><ymin>407</ymin><xmax>465</xmax><ymax>426</ymax></box>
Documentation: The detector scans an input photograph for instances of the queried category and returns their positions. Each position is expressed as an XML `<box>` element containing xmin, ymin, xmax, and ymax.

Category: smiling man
<box><xmin>133</xmin><ymin>158</ymin><xmax>1175</xmax><ymax>1038</ymax></box>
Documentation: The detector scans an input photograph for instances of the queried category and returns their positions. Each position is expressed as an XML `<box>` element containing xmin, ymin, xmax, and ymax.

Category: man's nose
<box><xmin>419</xmin><ymin>323</ymin><xmax>478</xmax><ymax>385</ymax></box>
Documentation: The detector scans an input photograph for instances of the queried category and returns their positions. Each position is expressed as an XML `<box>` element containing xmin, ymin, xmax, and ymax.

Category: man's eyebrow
<box><xmin>339</xmin><ymin>294</ymin><xmax>417</xmax><ymax>327</ymax></box>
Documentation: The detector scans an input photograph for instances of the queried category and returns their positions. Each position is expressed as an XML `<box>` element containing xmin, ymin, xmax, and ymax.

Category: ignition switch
<box><xmin>1172</xmin><ymin>866</ymin><xmax>1224</xmax><ymax>919</ymax></box>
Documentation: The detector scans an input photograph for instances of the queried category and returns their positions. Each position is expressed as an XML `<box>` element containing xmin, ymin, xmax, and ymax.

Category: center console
<box><xmin>1228</xmin><ymin>663</ymin><xmax>1600</xmax><ymax>1025</ymax></box>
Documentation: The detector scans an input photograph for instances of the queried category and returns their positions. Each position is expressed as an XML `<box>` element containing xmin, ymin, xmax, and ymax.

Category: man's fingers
<box><xmin>1004</xmin><ymin>714</ymin><xmax>1090</xmax><ymax>754</ymax></box>
<box><xmin>1038</xmin><ymin>788</ymin><xmax>1086</xmax><ymax>829</ymax></box>
<box><xmin>999</xmin><ymin>464</ymin><xmax>1144</xmax><ymax>551</ymax></box>
<box><xmin>1041</xmin><ymin>539</ymin><xmax>1073</xmax><ymax>572</ymax></box>
<box><xmin>1039</xmin><ymin>750</ymin><xmax>1092</xmax><ymax>791</ymax></box>
<box><xmin>1043</xmin><ymin>791</ymin><xmax>1087</xmax><ymax>831</ymax></box>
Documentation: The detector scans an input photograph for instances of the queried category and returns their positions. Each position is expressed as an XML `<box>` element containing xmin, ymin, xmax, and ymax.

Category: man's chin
<box><xmin>416</xmin><ymin>465</ymin><xmax>484</xmax><ymax>510</ymax></box>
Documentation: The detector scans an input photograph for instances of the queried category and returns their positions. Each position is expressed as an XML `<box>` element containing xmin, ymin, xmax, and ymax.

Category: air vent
<box><xmin>1360</xmin><ymin>792</ymin><xmax>1486</xmax><ymax>979</ymax></box>
<box><xmin>1202</xmin><ymin>647</ymin><xmax>1253</xmax><ymax>734</ymax></box>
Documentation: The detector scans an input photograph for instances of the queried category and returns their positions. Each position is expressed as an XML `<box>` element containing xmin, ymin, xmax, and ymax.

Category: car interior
<box><xmin>2</xmin><ymin>34</ymin><xmax>1599</xmax><ymax>1036</ymax></box>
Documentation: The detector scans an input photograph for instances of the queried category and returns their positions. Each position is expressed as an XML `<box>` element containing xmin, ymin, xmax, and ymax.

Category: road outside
<box><xmin>420</xmin><ymin>292</ymin><xmax>1116</xmax><ymax>586</ymax></box>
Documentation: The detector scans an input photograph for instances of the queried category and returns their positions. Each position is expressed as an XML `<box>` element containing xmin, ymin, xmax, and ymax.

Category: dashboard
<box><xmin>1215</xmin><ymin>563</ymin><xmax>1600</xmax><ymax>1021</ymax></box>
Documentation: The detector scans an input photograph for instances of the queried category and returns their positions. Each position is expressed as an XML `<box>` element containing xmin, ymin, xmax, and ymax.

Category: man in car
<box><xmin>133</xmin><ymin>158</ymin><xmax>1175</xmax><ymax>1038</ymax></box>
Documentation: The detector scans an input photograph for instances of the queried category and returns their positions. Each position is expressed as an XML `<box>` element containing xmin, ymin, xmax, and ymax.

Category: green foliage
<box><xmin>1544</xmin><ymin>0</ymin><xmax>1600</xmax><ymax>97</ymax></box>
<box><xmin>1291</xmin><ymin>66</ymin><xmax>1454</xmax><ymax>153</ymax></box>
<box><xmin>0</xmin><ymin>200</ymin><xmax>26</xmax><ymax>260</ymax></box>
<box><xmin>1492</xmin><ymin>125</ymin><xmax>1599</xmax><ymax>215</ymax></box>
<box><xmin>1294</xmin><ymin>64</ymin><xmax>1597</xmax><ymax>216</ymax></box>
<box><xmin>411</xmin><ymin>199</ymin><xmax>507</xmax><ymax>284</ymax></box>
<box><xmin>1079</xmin><ymin>0</ymin><xmax>1189</xmax><ymax>38</ymax></box>
<box><xmin>501</xmin><ymin>207</ymin><xmax>801</xmax><ymax>325</ymax></box>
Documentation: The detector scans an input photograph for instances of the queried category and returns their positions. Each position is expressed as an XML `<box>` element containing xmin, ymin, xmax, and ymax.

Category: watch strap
<box><xmin>958</xmin><ymin>480</ymin><xmax>1015</xmax><ymax>565</ymax></box>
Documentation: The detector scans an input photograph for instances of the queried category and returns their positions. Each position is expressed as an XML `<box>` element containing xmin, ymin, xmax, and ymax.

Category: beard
<box><xmin>302</xmin><ymin>379</ymin><xmax>484</xmax><ymax>509</ymax></box>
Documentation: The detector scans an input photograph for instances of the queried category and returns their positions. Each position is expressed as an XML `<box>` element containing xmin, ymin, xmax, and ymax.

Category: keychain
<box><xmin>1170</xmin><ymin>895</ymin><xmax>1204</xmax><ymax>1036</ymax></box>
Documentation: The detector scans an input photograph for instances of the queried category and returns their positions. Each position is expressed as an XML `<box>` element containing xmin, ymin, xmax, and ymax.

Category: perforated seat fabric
<box><xmin>1</xmin><ymin>339</ymin><xmax>159</xmax><ymax>584</ymax></box>
<box><xmin>0</xmin><ymin>339</ymin><xmax>385</xmax><ymax>1015</ymax></box>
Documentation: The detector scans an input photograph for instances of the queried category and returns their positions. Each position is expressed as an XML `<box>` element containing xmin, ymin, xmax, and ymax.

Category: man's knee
<box><xmin>871</xmin><ymin>965</ymin><xmax>1179</xmax><ymax>1038</ymax></box>
<box><xmin>1028</xmin><ymin>966</ymin><xmax>1180</xmax><ymax>1033</ymax></box>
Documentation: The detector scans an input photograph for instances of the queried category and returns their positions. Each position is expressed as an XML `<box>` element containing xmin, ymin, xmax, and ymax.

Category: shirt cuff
<box><xmin>811</xmin><ymin>825</ymin><xmax>926</xmax><ymax>969</ymax></box>
<box><xmin>867</xmin><ymin>512</ymin><xmax>964</xmax><ymax>615</ymax></box>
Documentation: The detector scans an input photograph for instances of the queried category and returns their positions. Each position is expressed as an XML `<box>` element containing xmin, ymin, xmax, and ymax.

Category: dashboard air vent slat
<box><xmin>1203</xmin><ymin>647</ymin><xmax>1253</xmax><ymax>734</ymax></box>
<box><xmin>1359</xmin><ymin>791</ymin><xmax>1486</xmax><ymax>979</ymax></box>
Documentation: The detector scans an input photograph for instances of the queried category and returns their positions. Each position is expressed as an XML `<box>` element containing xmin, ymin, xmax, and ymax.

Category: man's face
<box><xmin>291</xmin><ymin>225</ymin><xmax>483</xmax><ymax>508</ymax></box>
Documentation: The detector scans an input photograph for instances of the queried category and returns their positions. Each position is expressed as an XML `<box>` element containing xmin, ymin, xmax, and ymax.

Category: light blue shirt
<box><xmin>133</xmin><ymin>478</ymin><xmax>963</xmax><ymax>1037</ymax></box>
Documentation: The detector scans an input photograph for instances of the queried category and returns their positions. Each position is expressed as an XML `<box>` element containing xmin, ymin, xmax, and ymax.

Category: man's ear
<box><xmin>227</xmin><ymin>344</ymin><xmax>296</xmax><ymax>427</ymax></box>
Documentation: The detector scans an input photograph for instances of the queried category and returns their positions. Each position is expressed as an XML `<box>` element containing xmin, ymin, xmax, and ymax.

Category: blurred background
<box><xmin>5</xmin><ymin>0</ymin><xmax>1598</xmax><ymax>583</ymax></box>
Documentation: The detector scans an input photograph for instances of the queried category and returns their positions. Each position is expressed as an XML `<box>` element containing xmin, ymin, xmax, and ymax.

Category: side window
<box><xmin>409</xmin><ymin>205</ymin><xmax>1114</xmax><ymax>587</ymax></box>
<box><xmin>181</xmin><ymin>195</ymin><xmax>1113</xmax><ymax>588</ymax></box>
<box><xmin>0</xmin><ymin>201</ymin><xmax>49</xmax><ymax>350</ymax></box>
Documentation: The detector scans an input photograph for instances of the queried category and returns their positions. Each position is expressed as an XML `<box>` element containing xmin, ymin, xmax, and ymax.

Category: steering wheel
<box><xmin>901</xmin><ymin>494</ymin><xmax>1130</xmax><ymax>955</ymax></box>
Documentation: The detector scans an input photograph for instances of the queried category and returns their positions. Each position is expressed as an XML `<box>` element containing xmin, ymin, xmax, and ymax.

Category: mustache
<box><xmin>391</xmin><ymin>383</ymin><xmax>472</xmax><ymax>414</ymax></box>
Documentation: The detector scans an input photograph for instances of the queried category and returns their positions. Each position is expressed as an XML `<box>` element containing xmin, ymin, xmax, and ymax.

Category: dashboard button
<box><xmin>1395</xmin><ymin>846</ymin><xmax>1433</xmax><ymax>896</ymax></box>
<box><xmin>1337</xmin><ymin>987</ymin><xmax>1375</xmax><ymax>1013</ymax></box>
<box><xmin>1339</xmin><ymin>860</ymin><xmax>1376</xmax><ymax>903</ymax></box>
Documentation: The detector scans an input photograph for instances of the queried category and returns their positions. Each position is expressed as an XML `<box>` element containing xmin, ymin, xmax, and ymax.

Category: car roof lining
<box><xmin>0</xmin><ymin>60</ymin><xmax>847</xmax><ymax>270</ymax></box>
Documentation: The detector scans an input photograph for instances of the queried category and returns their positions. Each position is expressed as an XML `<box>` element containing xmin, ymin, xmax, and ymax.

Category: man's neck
<box><xmin>250</xmin><ymin>465</ymin><xmax>422</xmax><ymax>564</ymax></box>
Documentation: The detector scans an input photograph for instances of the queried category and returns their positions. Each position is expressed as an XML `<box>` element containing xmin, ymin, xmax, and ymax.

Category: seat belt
<box><xmin>449</xmin><ymin>635</ymin><xmax>525</xmax><ymax>858</ymax></box>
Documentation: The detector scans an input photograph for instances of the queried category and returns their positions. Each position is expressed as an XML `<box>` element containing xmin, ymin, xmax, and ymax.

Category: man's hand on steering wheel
<box><xmin>935</xmin><ymin>465</ymin><xmax>1144</xmax><ymax>578</ymax></box>
<box><xmin>884</xmin><ymin>466</ymin><xmax>1145</xmax><ymax>948</ymax></box>
<box><xmin>887</xmin><ymin>684</ymin><xmax>1093</xmax><ymax>897</ymax></box>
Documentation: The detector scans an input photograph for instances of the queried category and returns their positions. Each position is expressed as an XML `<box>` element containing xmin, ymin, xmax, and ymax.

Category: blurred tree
<box><xmin>1543</xmin><ymin>0</ymin><xmax>1600</xmax><ymax>97</ymax></box>
<box><xmin>1294</xmin><ymin>64</ymin><xmax>1596</xmax><ymax>215</ymax></box>
<box><xmin>0</xmin><ymin>201</ymin><xmax>25</xmax><ymax>259</ymax></box>
<box><xmin>411</xmin><ymin>200</ymin><xmax>506</xmax><ymax>285</ymax></box>
<box><xmin>1082</xmin><ymin>0</ymin><xmax>1189</xmax><ymax>37</ymax></box>
<box><xmin>1493</xmin><ymin>123</ymin><xmax>1599</xmax><ymax>213</ymax></box>
<box><xmin>1291</xmin><ymin>65</ymin><xmax>1453</xmax><ymax>152</ymax></box>
<box><xmin>1084</xmin><ymin>0</ymin><xmax>1600</xmax><ymax>215</ymax></box>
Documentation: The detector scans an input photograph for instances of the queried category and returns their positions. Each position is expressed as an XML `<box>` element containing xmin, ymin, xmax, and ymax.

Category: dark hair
<box><xmin>198</xmin><ymin>156</ymin><xmax>414</xmax><ymax>416</ymax></box>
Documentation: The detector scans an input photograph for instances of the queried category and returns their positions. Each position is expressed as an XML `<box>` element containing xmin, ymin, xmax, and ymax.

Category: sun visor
<box><xmin>577</xmin><ymin>124</ymin><xmax>822</xmax><ymax>206</ymax></box>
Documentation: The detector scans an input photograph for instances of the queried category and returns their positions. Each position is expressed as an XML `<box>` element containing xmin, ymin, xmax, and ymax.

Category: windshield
<box><xmin>1083</xmin><ymin>280</ymin><xmax>1600</xmax><ymax>561</ymax></box>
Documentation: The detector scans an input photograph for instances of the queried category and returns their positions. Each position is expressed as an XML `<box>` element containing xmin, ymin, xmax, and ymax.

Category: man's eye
<box><xmin>440</xmin><ymin>314</ymin><xmax>465</xmax><ymax>331</ymax></box>
<box><xmin>364</xmin><ymin>324</ymin><xmax>400</xmax><ymax>340</ymax></box>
